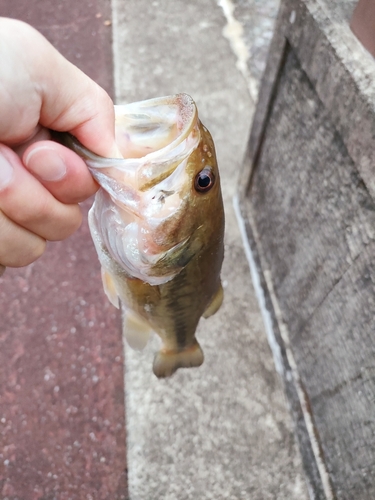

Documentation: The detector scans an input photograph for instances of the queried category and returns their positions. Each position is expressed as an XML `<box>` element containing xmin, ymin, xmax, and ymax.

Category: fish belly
<box><xmin>89</xmin><ymin>197</ymin><xmax>222</xmax><ymax>378</ymax></box>
<box><xmin>115</xmin><ymin>265</ymin><xmax>208</xmax><ymax>378</ymax></box>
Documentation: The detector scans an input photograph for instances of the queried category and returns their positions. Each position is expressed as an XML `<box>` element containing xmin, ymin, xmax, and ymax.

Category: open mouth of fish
<box><xmin>65</xmin><ymin>94</ymin><xmax>202</xmax><ymax>285</ymax></box>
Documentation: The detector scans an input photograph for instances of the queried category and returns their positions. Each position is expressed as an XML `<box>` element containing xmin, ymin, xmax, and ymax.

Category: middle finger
<box><xmin>0</xmin><ymin>144</ymin><xmax>82</xmax><ymax>241</ymax></box>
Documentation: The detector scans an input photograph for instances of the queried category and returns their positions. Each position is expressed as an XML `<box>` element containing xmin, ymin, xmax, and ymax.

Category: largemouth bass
<box><xmin>63</xmin><ymin>94</ymin><xmax>224</xmax><ymax>378</ymax></box>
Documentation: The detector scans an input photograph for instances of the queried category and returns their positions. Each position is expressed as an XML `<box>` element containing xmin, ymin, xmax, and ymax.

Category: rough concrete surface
<box><xmin>112</xmin><ymin>1</ymin><xmax>309</xmax><ymax>498</ymax></box>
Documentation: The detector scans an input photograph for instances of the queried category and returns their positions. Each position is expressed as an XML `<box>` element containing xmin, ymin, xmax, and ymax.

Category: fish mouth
<box><xmin>65</xmin><ymin>93</ymin><xmax>200</xmax><ymax>198</ymax></box>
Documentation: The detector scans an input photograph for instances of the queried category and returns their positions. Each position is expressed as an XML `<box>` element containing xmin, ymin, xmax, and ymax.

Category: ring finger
<box><xmin>0</xmin><ymin>209</ymin><xmax>46</xmax><ymax>267</ymax></box>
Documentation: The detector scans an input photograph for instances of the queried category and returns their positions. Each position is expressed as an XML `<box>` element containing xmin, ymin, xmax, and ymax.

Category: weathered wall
<box><xmin>239</xmin><ymin>0</ymin><xmax>375</xmax><ymax>498</ymax></box>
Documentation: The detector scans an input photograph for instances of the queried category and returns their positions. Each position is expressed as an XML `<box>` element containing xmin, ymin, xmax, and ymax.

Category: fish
<box><xmin>62</xmin><ymin>93</ymin><xmax>225</xmax><ymax>378</ymax></box>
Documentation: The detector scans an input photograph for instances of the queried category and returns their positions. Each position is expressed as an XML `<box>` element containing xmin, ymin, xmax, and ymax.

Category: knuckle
<box><xmin>0</xmin><ymin>209</ymin><xmax>47</xmax><ymax>267</ymax></box>
<box><xmin>17</xmin><ymin>238</ymin><xmax>46</xmax><ymax>266</ymax></box>
<box><xmin>0</xmin><ymin>213</ymin><xmax>47</xmax><ymax>267</ymax></box>
<box><xmin>15</xmin><ymin>195</ymin><xmax>51</xmax><ymax>227</ymax></box>
<box><xmin>47</xmin><ymin>205</ymin><xmax>82</xmax><ymax>241</ymax></box>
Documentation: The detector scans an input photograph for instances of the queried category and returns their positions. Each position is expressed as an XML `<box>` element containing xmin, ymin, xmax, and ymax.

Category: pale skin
<box><xmin>0</xmin><ymin>17</ymin><xmax>121</xmax><ymax>269</ymax></box>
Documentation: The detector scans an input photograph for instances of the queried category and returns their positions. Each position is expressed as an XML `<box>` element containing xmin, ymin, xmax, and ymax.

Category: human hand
<box><xmin>0</xmin><ymin>17</ymin><xmax>120</xmax><ymax>270</ymax></box>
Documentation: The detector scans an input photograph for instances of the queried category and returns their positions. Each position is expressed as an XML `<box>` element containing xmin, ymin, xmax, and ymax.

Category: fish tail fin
<box><xmin>153</xmin><ymin>342</ymin><xmax>204</xmax><ymax>378</ymax></box>
<box><xmin>122</xmin><ymin>307</ymin><xmax>152</xmax><ymax>351</ymax></box>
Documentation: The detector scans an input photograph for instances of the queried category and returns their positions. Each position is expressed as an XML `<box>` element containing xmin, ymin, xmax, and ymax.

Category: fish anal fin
<box><xmin>153</xmin><ymin>342</ymin><xmax>204</xmax><ymax>378</ymax></box>
<box><xmin>122</xmin><ymin>308</ymin><xmax>152</xmax><ymax>351</ymax></box>
<box><xmin>202</xmin><ymin>283</ymin><xmax>224</xmax><ymax>319</ymax></box>
<box><xmin>101</xmin><ymin>267</ymin><xmax>120</xmax><ymax>309</ymax></box>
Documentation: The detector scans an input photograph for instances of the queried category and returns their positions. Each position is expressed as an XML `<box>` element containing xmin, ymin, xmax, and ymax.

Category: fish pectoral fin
<box><xmin>152</xmin><ymin>342</ymin><xmax>204</xmax><ymax>378</ymax></box>
<box><xmin>149</xmin><ymin>237</ymin><xmax>204</xmax><ymax>278</ymax></box>
<box><xmin>202</xmin><ymin>283</ymin><xmax>224</xmax><ymax>319</ymax></box>
<box><xmin>122</xmin><ymin>308</ymin><xmax>152</xmax><ymax>351</ymax></box>
<box><xmin>101</xmin><ymin>268</ymin><xmax>120</xmax><ymax>309</ymax></box>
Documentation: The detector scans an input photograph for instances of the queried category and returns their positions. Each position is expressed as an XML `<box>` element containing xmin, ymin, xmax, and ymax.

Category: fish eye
<box><xmin>194</xmin><ymin>168</ymin><xmax>215</xmax><ymax>193</ymax></box>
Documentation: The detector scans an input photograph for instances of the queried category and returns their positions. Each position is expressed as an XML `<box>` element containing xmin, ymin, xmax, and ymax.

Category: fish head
<box><xmin>145</xmin><ymin>118</ymin><xmax>224</xmax><ymax>256</ymax></box>
<box><xmin>65</xmin><ymin>94</ymin><xmax>224</xmax><ymax>285</ymax></box>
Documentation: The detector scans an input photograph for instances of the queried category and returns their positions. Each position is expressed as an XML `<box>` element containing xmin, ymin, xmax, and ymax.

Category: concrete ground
<box><xmin>112</xmin><ymin>1</ymin><xmax>309</xmax><ymax>499</ymax></box>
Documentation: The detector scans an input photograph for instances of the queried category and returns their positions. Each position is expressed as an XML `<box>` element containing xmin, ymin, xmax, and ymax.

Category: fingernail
<box><xmin>0</xmin><ymin>151</ymin><xmax>14</xmax><ymax>190</ymax></box>
<box><xmin>25</xmin><ymin>146</ymin><xmax>67</xmax><ymax>181</ymax></box>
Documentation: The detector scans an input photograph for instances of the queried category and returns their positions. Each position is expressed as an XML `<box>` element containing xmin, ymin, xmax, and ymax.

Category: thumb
<box><xmin>0</xmin><ymin>18</ymin><xmax>121</xmax><ymax>158</ymax></box>
<box><xmin>39</xmin><ymin>65</ymin><xmax>122</xmax><ymax>158</ymax></box>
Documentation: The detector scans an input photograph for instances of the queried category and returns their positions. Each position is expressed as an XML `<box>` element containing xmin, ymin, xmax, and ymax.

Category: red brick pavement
<box><xmin>0</xmin><ymin>1</ymin><xmax>128</xmax><ymax>498</ymax></box>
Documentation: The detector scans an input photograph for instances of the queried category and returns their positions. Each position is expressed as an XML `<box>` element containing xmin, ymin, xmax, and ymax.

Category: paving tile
<box><xmin>0</xmin><ymin>1</ymin><xmax>127</xmax><ymax>498</ymax></box>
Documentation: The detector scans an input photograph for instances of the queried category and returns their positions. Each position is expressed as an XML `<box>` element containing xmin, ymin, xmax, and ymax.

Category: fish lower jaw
<box><xmin>152</xmin><ymin>342</ymin><xmax>204</xmax><ymax>378</ymax></box>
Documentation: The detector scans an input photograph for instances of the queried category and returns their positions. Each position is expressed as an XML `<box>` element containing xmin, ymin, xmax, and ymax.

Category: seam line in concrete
<box><xmin>217</xmin><ymin>0</ymin><xmax>258</xmax><ymax>102</ymax></box>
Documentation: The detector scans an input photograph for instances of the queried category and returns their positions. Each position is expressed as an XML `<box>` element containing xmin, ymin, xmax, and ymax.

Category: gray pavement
<box><xmin>112</xmin><ymin>1</ymin><xmax>309</xmax><ymax>498</ymax></box>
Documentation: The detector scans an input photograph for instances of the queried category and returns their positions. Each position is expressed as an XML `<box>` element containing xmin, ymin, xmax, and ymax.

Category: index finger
<box><xmin>23</xmin><ymin>140</ymin><xmax>99</xmax><ymax>204</ymax></box>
